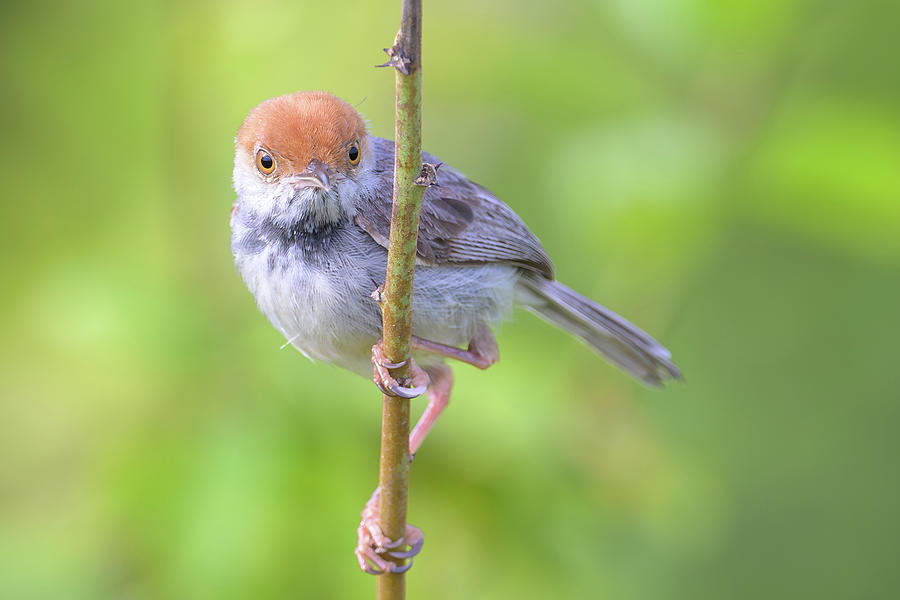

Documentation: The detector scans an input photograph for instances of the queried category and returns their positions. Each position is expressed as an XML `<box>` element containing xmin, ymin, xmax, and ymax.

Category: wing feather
<box><xmin>354</xmin><ymin>137</ymin><xmax>554</xmax><ymax>278</ymax></box>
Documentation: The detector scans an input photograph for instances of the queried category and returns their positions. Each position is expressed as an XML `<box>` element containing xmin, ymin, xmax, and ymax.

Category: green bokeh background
<box><xmin>2</xmin><ymin>1</ymin><xmax>899</xmax><ymax>598</ymax></box>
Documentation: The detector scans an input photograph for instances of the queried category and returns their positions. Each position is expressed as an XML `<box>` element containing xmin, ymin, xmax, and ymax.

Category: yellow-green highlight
<box><xmin>1</xmin><ymin>1</ymin><xmax>899</xmax><ymax>599</ymax></box>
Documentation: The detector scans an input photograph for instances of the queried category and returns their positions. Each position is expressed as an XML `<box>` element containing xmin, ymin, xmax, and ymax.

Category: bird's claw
<box><xmin>381</xmin><ymin>358</ymin><xmax>408</xmax><ymax>370</ymax></box>
<box><xmin>356</xmin><ymin>488</ymin><xmax>425</xmax><ymax>575</ymax></box>
<box><xmin>371</xmin><ymin>340</ymin><xmax>428</xmax><ymax>399</ymax></box>
<box><xmin>381</xmin><ymin>532</ymin><xmax>424</xmax><ymax>560</ymax></box>
<box><xmin>362</xmin><ymin>343</ymin><xmax>430</xmax><ymax>572</ymax></box>
<box><xmin>373</xmin><ymin>379</ymin><xmax>425</xmax><ymax>399</ymax></box>
<box><xmin>390</xmin><ymin>383</ymin><xmax>429</xmax><ymax>399</ymax></box>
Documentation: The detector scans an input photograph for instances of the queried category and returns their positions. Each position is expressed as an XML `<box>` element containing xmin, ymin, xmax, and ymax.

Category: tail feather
<box><xmin>519</xmin><ymin>274</ymin><xmax>681</xmax><ymax>387</ymax></box>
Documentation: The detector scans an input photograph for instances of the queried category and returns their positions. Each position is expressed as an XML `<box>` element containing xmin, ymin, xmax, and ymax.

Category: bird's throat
<box><xmin>292</xmin><ymin>188</ymin><xmax>345</xmax><ymax>227</ymax></box>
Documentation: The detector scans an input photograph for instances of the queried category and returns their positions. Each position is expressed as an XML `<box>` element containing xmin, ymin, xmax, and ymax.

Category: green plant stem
<box><xmin>377</xmin><ymin>1</ymin><xmax>424</xmax><ymax>599</ymax></box>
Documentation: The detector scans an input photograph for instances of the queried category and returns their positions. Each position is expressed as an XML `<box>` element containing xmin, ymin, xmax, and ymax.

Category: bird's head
<box><xmin>233</xmin><ymin>91</ymin><xmax>373</xmax><ymax>228</ymax></box>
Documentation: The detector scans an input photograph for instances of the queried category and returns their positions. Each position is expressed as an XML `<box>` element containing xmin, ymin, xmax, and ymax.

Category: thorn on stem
<box><xmin>375</xmin><ymin>33</ymin><xmax>412</xmax><ymax>75</ymax></box>
<box><xmin>370</xmin><ymin>283</ymin><xmax>386</xmax><ymax>307</ymax></box>
<box><xmin>415</xmin><ymin>162</ymin><xmax>442</xmax><ymax>187</ymax></box>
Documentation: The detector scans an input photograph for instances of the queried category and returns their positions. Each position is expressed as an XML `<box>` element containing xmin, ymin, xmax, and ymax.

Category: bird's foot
<box><xmin>355</xmin><ymin>488</ymin><xmax>425</xmax><ymax>575</ymax></box>
<box><xmin>371</xmin><ymin>340</ymin><xmax>429</xmax><ymax>399</ymax></box>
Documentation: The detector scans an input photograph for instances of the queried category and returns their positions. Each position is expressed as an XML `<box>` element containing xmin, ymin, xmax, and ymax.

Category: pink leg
<box><xmin>355</xmin><ymin>365</ymin><xmax>451</xmax><ymax>574</ymax></box>
<box><xmin>357</xmin><ymin>323</ymin><xmax>498</xmax><ymax>575</ymax></box>
<box><xmin>409</xmin><ymin>364</ymin><xmax>453</xmax><ymax>457</ymax></box>
<box><xmin>411</xmin><ymin>320</ymin><xmax>500</xmax><ymax>370</ymax></box>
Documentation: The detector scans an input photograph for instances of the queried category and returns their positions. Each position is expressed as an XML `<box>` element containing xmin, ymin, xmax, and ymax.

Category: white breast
<box><xmin>233</xmin><ymin>213</ymin><xmax>522</xmax><ymax>377</ymax></box>
<box><xmin>233</xmin><ymin>231</ymin><xmax>386</xmax><ymax>375</ymax></box>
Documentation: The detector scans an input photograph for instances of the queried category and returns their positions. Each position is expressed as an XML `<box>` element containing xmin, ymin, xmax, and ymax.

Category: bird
<box><xmin>230</xmin><ymin>90</ymin><xmax>681</xmax><ymax>574</ymax></box>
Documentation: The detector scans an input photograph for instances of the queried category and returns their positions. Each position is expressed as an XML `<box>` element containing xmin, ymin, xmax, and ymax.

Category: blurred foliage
<box><xmin>1</xmin><ymin>0</ymin><xmax>899</xmax><ymax>598</ymax></box>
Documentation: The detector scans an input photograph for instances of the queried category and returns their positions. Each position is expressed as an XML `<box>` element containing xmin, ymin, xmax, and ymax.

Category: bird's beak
<box><xmin>291</xmin><ymin>159</ymin><xmax>331</xmax><ymax>191</ymax></box>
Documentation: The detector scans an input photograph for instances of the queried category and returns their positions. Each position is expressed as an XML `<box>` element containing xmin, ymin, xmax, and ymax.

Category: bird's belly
<box><xmin>234</xmin><ymin>223</ymin><xmax>522</xmax><ymax>375</ymax></box>
<box><xmin>237</xmin><ymin>245</ymin><xmax>383</xmax><ymax>373</ymax></box>
<box><xmin>409</xmin><ymin>263</ymin><xmax>519</xmax><ymax>349</ymax></box>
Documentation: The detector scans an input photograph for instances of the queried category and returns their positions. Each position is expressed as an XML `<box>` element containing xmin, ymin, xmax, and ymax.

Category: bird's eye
<box><xmin>256</xmin><ymin>149</ymin><xmax>276</xmax><ymax>175</ymax></box>
<box><xmin>348</xmin><ymin>143</ymin><xmax>360</xmax><ymax>165</ymax></box>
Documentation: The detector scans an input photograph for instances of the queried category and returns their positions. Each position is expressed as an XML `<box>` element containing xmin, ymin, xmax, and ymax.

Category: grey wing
<box><xmin>354</xmin><ymin>137</ymin><xmax>554</xmax><ymax>278</ymax></box>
